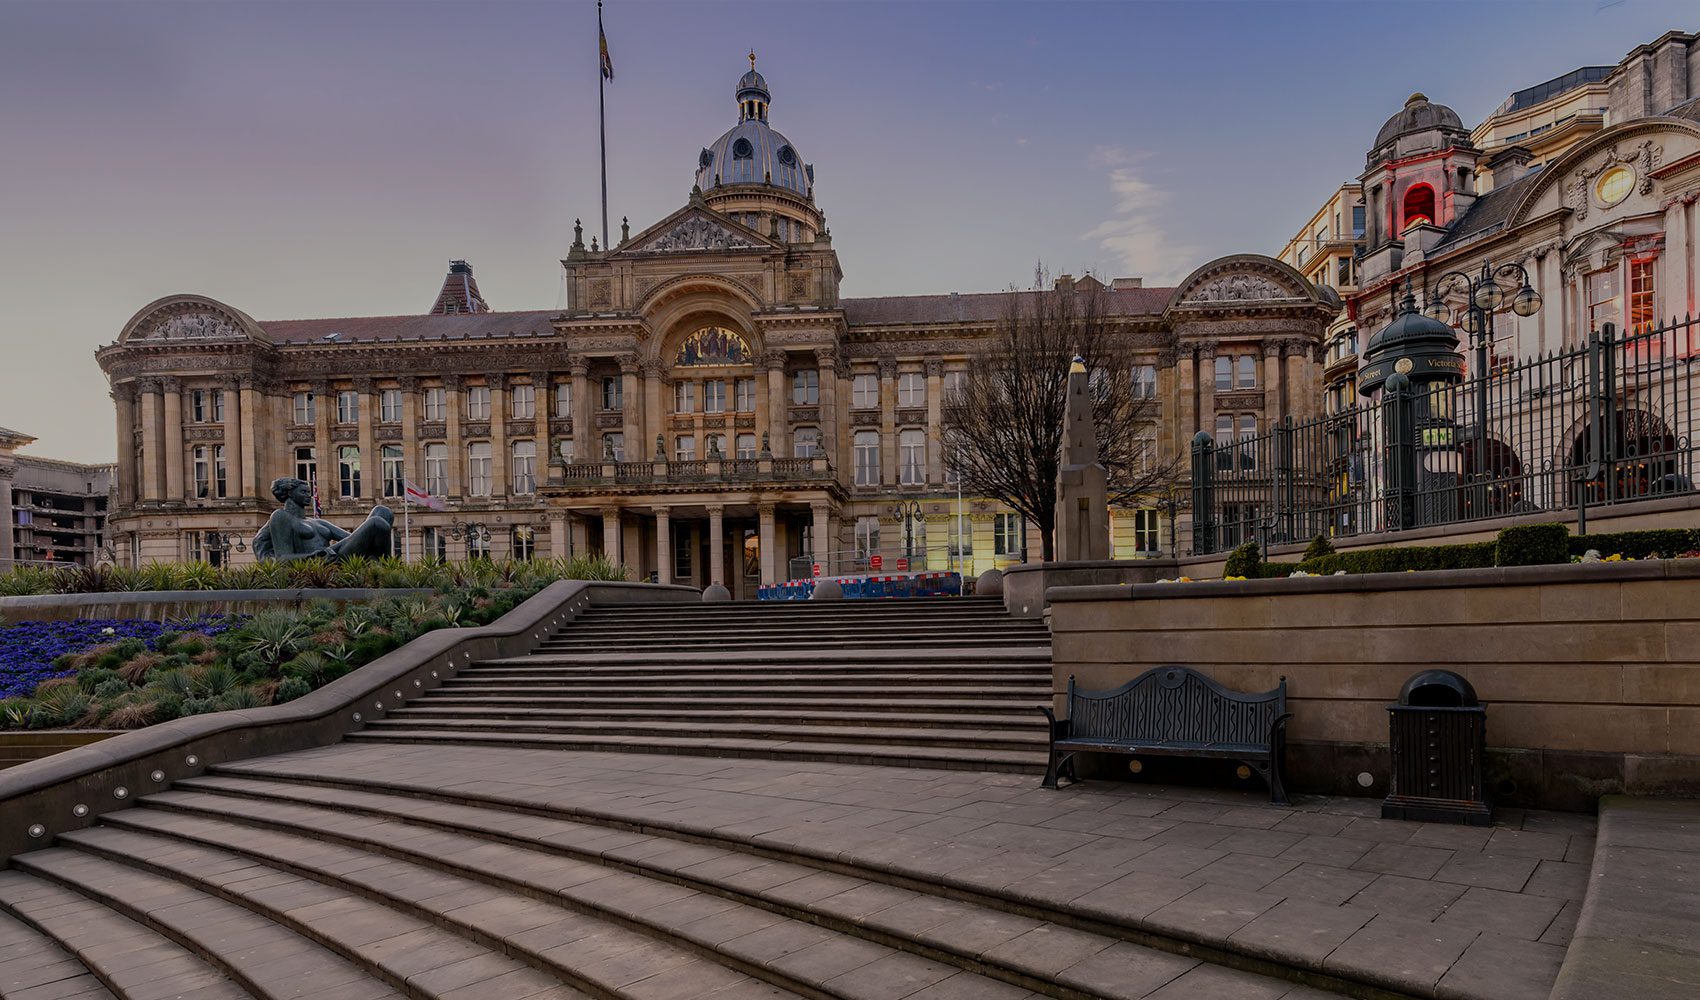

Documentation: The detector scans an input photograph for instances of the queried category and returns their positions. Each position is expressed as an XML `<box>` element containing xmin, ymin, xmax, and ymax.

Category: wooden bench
<box><xmin>1040</xmin><ymin>667</ymin><xmax>1291</xmax><ymax>804</ymax></box>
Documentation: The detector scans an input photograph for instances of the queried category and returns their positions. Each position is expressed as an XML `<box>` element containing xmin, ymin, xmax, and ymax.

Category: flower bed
<box><xmin>0</xmin><ymin>616</ymin><xmax>243</xmax><ymax>701</ymax></box>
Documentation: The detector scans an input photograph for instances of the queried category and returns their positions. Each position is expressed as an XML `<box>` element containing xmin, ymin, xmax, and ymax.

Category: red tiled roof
<box><xmin>840</xmin><ymin>286</ymin><xmax>1174</xmax><ymax>325</ymax></box>
<box><xmin>258</xmin><ymin>310</ymin><xmax>560</xmax><ymax>345</ymax></box>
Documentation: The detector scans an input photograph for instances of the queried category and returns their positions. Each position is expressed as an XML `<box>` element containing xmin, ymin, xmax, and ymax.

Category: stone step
<box><xmin>407</xmin><ymin>694</ymin><xmax>1046</xmax><ymax>715</ymax></box>
<box><xmin>576</xmin><ymin>597</ymin><xmax>1004</xmax><ymax>617</ymax></box>
<box><xmin>0</xmin><ymin>897</ymin><xmax>117</xmax><ymax>1000</ymax></box>
<box><xmin>566</xmin><ymin>613</ymin><xmax>1031</xmax><ymax>630</ymax></box>
<box><xmin>432</xmin><ymin>684</ymin><xmax>1049</xmax><ymax>701</ymax></box>
<box><xmin>344</xmin><ymin>729</ymin><xmax>1049</xmax><ymax>772</ymax></box>
<box><xmin>0</xmin><ymin>870</ymin><xmax>249</xmax><ymax>1000</ymax></box>
<box><xmin>478</xmin><ymin>647</ymin><xmax>1053</xmax><ymax>667</ymax></box>
<box><xmin>458</xmin><ymin>663</ymin><xmax>1051</xmax><ymax>679</ymax></box>
<box><xmin>539</xmin><ymin>629</ymin><xmax>1047</xmax><ymax>646</ymax></box>
<box><xmin>384</xmin><ymin>706</ymin><xmax>1045</xmax><ymax>729</ymax></box>
<box><xmin>554</xmin><ymin>619</ymin><xmax>1049</xmax><ymax>635</ymax></box>
<box><xmin>172</xmin><ymin>772</ymin><xmax>1310</xmax><ymax>1000</ymax></box>
<box><xmin>103</xmin><ymin>797</ymin><xmax>1036</xmax><ymax>1000</ymax></box>
<box><xmin>441</xmin><ymin>673</ymin><xmax>1051</xmax><ymax>690</ymax></box>
<box><xmin>55</xmin><ymin>821</ymin><xmax>792</xmax><ymax>1000</ymax></box>
<box><xmin>361</xmin><ymin>717</ymin><xmax>1047</xmax><ymax>750</ymax></box>
<box><xmin>10</xmin><ymin>848</ymin><xmax>413</xmax><ymax>1000</ymax></box>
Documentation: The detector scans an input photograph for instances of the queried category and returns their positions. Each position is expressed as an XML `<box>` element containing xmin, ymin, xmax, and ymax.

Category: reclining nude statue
<box><xmin>252</xmin><ymin>476</ymin><xmax>394</xmax><ymax>562</ymax></box>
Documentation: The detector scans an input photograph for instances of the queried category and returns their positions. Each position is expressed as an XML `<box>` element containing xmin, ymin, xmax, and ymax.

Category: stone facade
<box><xmin>0</xmin><ymin>427</ymin><xmax>114</xmax><ymax>569</ymax></box>
<box><xmin>93</xmin><ymin>65</ymin><xmax>1334</xmax><ymax>591</ymax></box>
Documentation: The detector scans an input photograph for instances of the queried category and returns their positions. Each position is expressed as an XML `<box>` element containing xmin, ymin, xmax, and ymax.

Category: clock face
<box><xmin>1595</xmin><ymin>165</ymin><xmax>1634</xmax><ymax>207</ymax></box>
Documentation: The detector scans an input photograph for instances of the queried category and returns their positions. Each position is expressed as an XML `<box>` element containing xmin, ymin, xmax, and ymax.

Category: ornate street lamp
<box><xmin>893</xmin><ymin>499</ymin><xmax>923</xmax><ymax>566</ymax></box>
<box><xmin>205</xmin><ymin>531</ymin><xmax>246</xmax><ymax>563</ymax></box>
<box><xmin>448</xmin><ymin>519</ymin><xmax>492</xmax><ymax>559</ymax></box>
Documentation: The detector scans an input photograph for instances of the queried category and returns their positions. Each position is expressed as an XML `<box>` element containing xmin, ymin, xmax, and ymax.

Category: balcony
<box><xmin>546</xmin><ymin>455</ymin><xmax>837</xmax><ymax>492</ymax></box>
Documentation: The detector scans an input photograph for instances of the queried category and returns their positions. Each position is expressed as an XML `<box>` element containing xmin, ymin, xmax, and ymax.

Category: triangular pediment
<box><xmin>614</xmin><ymin>204</ymin><xmax>780</xmax><ymax>257</ymax></box>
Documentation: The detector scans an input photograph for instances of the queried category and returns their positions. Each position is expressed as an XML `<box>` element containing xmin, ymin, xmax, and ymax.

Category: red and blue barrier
<box><xmin>757</xmin><ymin>571</ymin><xmax>963</xmax><ymax>601</ymax></box>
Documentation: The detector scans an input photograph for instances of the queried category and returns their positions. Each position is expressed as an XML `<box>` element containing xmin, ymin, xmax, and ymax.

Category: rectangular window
<box><xmin>675</xmin><ymin>435</ymin><xmax>697</xmax><ymax>461</ymax></box>
<box><xmin>994</xmin><ymin>512</ymin><xmax>1021</xmax><ymax>556</ymax></box>
<box><xmin>1337</xmin><ymin>256</ymin><xmax>1352</xmax><ymax>287</ymax></box>
<box><xmin>602</xmin><ymin>432</ymin><xmax>624</xmax><ymax>462</ymax></box>
<box><xmin>1214</xmin><ymin>356</ymin><xmax>1232</xmax><ymax>392</ymax></box>
<box><xmin>381</xmin><ymin>445</ymin><xmax>403</xmax><ymax>497</ymax></box>
<box><xmin>1132</xmin><ymin>364</ymin><xmax>1157</xmax><ymax>399</ymax></box>
<box><xmin>736</xmin><ymin>433</ymin><xmax>757</xmax><ymax>460</ymax></box>
<box><xmin>338</xmin><ymin>445</ymin><xmax>361</xmax><ymax>498</ymax></box>
<box><xmin>421</xmin><ymin>526</ymin><xmax>447</xmax><ymax>562</ymax></box>
<box><xmin>851</xmin><ymin>373</ymin><xmax>878</xmax><ymax>409</ymax></box>
<box><xmin>558</xmin><ymin>438</ymin><xmax>574</xmax><ymax>465</ymax></box>
<box><xmin>703</xmin><ymin>379</ymin><xmax>727</xmax><ymax>414</ymax></box>
<box><xmin>854</xmin><ymin>431</ymin><xmax>880</xmax><ymax>486</ymax></box>
<box><xmin>466</xmin><ymin>385</ymin><xmax>491</xmax><ymax>420</ymax></box>
<box><xmin>510</xmin><ymin>525</ymin><xmax>535</xmax><ymax>561</ymax></box>
<box><xmin>192</xmin><ymin>446</ymin><xmax>209</xmax><ymax>499</ymax></box>
<box><xmin>1236</xmin><ymin>355</ymin><xmax>1257</xmax><ymax>389</ymax></box>
<box><xmin>510</xmin><ymin>383</ymin><xmax>535</xmax><ymax>419</ymax></box>
<box><xmin>942</xmin><ymin>371</ymin><xmax>965</xmax><ymax>401</ymax></box>
<box><xmin>186</xmin><ymin>531</ymin><xmax>204</xmax><ymax>564</ymax></box>
<box><xmin>793</xmin><ymin>427</ymin><xmax>820</xmax><ymax>458</ymax></box>
<box><xmin>1587</xmin><ymin>268</ymin><xmax>1622</xmax><ymax>333</ymax></box>
<box><xmin>673</xmin><ymin>530</ymin><xmax>693</xmax><ymax>582</ymax></box>
<box><xmin>190</xmin><ymin>389</ymin><xmax>207</xmax><ymax>423</ymax></box>
<box><xmin>425</xmin><ymin>443</ymin><xmax>448</xmax><ymax>496</ymax></box>
<box><xmin>792</xmin><ymin>369</ymin><xmax>819</xmax><ymax>405</ymax></box>
<box><xmin>423</xmin><ymin>387</ymin><xmax>446</xmax><ymax>421</ymax></box>
<box><xmin>1215</xmin><ymin>415</ymin><xmax>1234</xmax><ymax>471</ymax></box>
<box><xmin>600</xmin><ymin>377</ymin><xmax>622</xmax><ymax>411</ymax></box>
<box><xmin>1238</xmin><ymin>414</ymin><xmax>1258</xmax><ymax>472</ymax></box>
<box><xmin>467</xmin><ymin>442</ymin><xmax>492</xmax><ymax>495</ymax></box>
<box><xmin>899</xmin><ymin>429</ymin><xmax>925</xmax><ymax>485</ymax></box>
<box><xmin>735</xmin><ymin>377</ymin><xmax>756</xmax><ymax>412</ymax></box>
<box><xmin>213</xmin><ymin>389</ymin><xmax>225</xmax><ymax>423</ymax></box>
<box><xmin>337</xmin><ymin>390</ymin><xmax>358</xmax><ymax>424</ymax></box>
<box><xmin>674</xmin><ymin>381</ymin><xmax>696</xmax><ymax>414</ymax></box>
<box><xmin>554</xmin><ymin>381</ymin><xmax>571</xmax><ymax>416</ymax></box>
<box><xmin>854</xmin><ymin>515</ymin><xmax>881</xmax><ymax>559</ymax></box>
<box><xmin>1629</xmin><ymin>257</ymin><xmax>1656</xmax><ymax>333</ymax></box>
<box><xmin>380</xmin><ymin>388</ymin><xmax>403</xmax><ymax>422</ymax></box>
<box><xmin>511</xmin><ymin>440</ymin><xmax>536</xmax><ymax>494</ymax></box>
<box><xmin>1133</xmin><ymin>508</ymin><xmax>1159</xmax><ymax>553</ymax></box>
<box><xmin>949</xmin><ymin>513</ymin><xmax>972</xmax><ymax>559</ymax></box>
<box><xmin>294</xmin><ymin>446</ymin><xmax>315</xmax><ymax>485</ymax></box>
<box><xmin>897</xmin><ymin>372</ymin><xmax>925</xmax><ymax>407</ymax></box>
<box><xmin>213</xmin><ymin>444</ymin><xmax>227</xmax><ymax>499</ymax></box>
<box><xmin>1351</xmin><ymin>204</ymin><xmax>1365</xmax><ymax>239</ymax></box>
<box><xmin>292</xmin><ymin>391</ymin><xmax>315</xmax><ymax>425</ymax></box>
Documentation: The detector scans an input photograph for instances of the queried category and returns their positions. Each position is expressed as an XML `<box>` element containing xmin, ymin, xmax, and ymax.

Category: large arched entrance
<box><xmin>1569</xmin><ymin>408</ymin><xmax>1688</xmax><ymax>504</ymax></box>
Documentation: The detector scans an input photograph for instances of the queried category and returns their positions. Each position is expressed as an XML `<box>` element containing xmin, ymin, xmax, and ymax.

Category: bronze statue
<box><xmin>252</xmin><ymin>477</ymin><xmax>394</xmax><ymax>561</ymax></box>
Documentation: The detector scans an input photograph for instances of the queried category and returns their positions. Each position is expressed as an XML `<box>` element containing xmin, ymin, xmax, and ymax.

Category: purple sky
<box><xmin>3</xmin><ymin>0</ymin><xmax>1694</xmax><ymax>463</ymax></box>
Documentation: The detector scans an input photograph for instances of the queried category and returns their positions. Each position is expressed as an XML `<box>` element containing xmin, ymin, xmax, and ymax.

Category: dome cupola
<box><xmin>736</xmin><ymin>51</ymin><xmax>770</xmax><ymax>122</ymax></box>
<box><xmin>694</xmin><ymin>54</ymin><xmax>814</xmax><ymax>200</ymax></box>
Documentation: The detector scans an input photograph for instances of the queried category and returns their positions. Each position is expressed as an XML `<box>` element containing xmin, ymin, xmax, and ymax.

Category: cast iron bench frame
<box><xmin>1040</xmin><ymin>666</ymin><xmax>1292</xmax><ymax>804</ymax></box>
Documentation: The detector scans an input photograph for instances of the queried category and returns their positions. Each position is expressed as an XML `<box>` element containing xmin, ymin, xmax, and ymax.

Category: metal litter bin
<box><xmin>1382</xmin><ymin>670</ymin><xmax>1490</xmax><ymax>826</ymax></box>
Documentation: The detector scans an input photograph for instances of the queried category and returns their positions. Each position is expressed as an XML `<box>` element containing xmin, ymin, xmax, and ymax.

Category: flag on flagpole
<box><xmin>404</xmin><ymin>481</ymin><xmax>447</xmax><ymax>511</ymax></box>
<box><xmin>599</xmin><ymin>16</ymin><xmax>613</xmax><ymax>80</ymax></box>
<box><xmin>311</xmin><ymin>477</ymin><xmax>322</xmax><ymax>518</ymax></box>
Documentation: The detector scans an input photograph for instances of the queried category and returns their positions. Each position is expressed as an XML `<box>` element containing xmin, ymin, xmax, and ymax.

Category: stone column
<box><xmin>238</xmin><ymin>377</ymin><xmax>260</xmax><ymax>499</ymax></box>
<box><xmin>654</xmin><ymin>507</ymin><xmax>672</xmax><ymax>585</ymax></box>
<box><xmin>0</xmin><ymin>464</ymin><xmax>14</xmax><ymax>570</ymax></box>
<box><xmin>570</xmin><ymin>358</ymin><xmax>591</xmax><ymax>464</ymax></box>
<box><xmin>1197</xmin><ymin>345</ymin><xmax>1216</xmax><ymax>442</ymax></box>
<box><xmin>569</xmin><ymin>514</ymin><xmax>588</xmax><ymax>556</ymax></box>
<box><xmin>924</xmin><ymin>357</ymin><xmax>944</xmax><ymax>484</ymax></box>
<box><xmin>312</xmin><ymin>379</ymin><xmax>333</xmax><ymax>498</ymax></box>
<box><xmin>488</xmin><ymin>374</ymin><xmax>508</xmax><ymax>498</ymax></box>
<box><xmin>757</xmin><ymin>503</ymin><xmax>776</xmax><ymax>585</ymax></box>
<box><xmin>816</xmin><ymin>347</ymin><xmax>839</xmax><ymax>464</ymax></box>
<box><xmin>707</xmin><ymin>504</ymin><xmax>726</xmax><ymax>585</ymax></box>
<box><xmin>112</xmin><ymin>384</ymin><xmax>136</xmax><ymax>507</ymax></box>
<box><xmin>601</xmin><ymin>506</ymin><xmax>622</xmax><ymax>565</ymax></box>
<box><xmin>398</xmin><ymin>376</ymin><xmax>421</xmax><ymax>496</ymax></box>
<box><xmin>1283</xmin><ymin>342</ymin><xmax>1306</xmax><ymax>422</ymax></box>
<box><xmin>1173</xmin><ymin>348</ymin><xmax>1195</xmax><ymax>450</ymax></box>
<box><xmin>764</xmin><ymin>350</ymin><xmax>787</xmax><ymax>452</ymax></box>
<box><xmin>642</xmin><ymin>361</ymin><xmax>664</xmax><ymax>459</ymax></box>
<box><xmin>548</xmin><ymin>512</ymin><xmax>567</xmax><ymax>559</ymax></box>
<box><xmin>162</xmin><ymin>378</ymin><xmax>185</xmax><ymax>501</ymax></box>
<box><xmin>810</xmin><ymin>502</ymin><xmax>832</xmax><ymax>574</ymax></box>
<box><xmin>444</xmin><ymin>376</ymin><xmax>465</xmax><ymax>498</ymax></box>
<box><xmin>1263</xmin><ymin>341</ymin><xmax>1284</xmax><ymax>422</ymax></box>
<box><xmin>619</xmin><ymin>355</ymin><xmax>641</xmax><ymax>456</ymax></box>
<box><xmin>877</xmin><ymin>359</ymin><xmax>898</xmax><ymax>485</ymax></box>
<box><xmin>354</xmin><ymin>376</ymin><xmax>376</xmax><ymax>500</ymax></box>
<box><xmin>138</xmin><ymin>378</ymin><xmax>163</xmax><ymax>503</ymax></box>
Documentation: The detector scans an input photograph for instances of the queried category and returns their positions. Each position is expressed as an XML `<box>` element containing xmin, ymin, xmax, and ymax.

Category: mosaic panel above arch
<box><xmin>675</xmin><ymin>326</ymin><xmax>754</xmax><ymax>367</ymax></box>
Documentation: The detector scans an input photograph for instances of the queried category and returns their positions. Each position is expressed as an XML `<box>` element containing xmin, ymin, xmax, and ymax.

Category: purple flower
<box><xmin>0</xmin><ymin>615</ymin><xmax>247</xmax><ymax>700</ymax></box>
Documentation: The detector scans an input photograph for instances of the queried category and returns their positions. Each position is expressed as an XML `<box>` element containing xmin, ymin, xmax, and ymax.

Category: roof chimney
<box><xmin>1484</xmin><ymin>145</ymin><xmax>1535</xmax><ymax>188</ymax></box>
<box><xmin>1054</xmin><ymin>274</ymin><xmax>1075</xmax><ymax>291</ymax></box>
<box><xmin>1111</xmin><ymin>277</ymin><xmax>1144</xmax><ymax>290</ymax></box>
<box><xmin>430</xmin><ymin>260</ymin><xmax>491</xmax><ymax>315</ymax></box>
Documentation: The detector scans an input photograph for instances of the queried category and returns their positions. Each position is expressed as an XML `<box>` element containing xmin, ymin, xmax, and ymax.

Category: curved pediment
<box><xmin>1167</xmin><ymin>254</ymin><xmax>1318</xmax><ymax>310</ymax></box>
<box><xmin>1506</xmin><ymin>118</ymin><xmax>1700</xmax><ymax>230</ymax></box>
<box><xmin>118</xmin><ymin>295</ymin><xmax>270</xmax><ymax>346</ymax></box>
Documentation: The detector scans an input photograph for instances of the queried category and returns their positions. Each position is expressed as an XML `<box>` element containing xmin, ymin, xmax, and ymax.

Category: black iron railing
<box><xmin>1191</xmin><ymin>318</ymin><xmax>1699</xmax><ymax>554</ymax></box>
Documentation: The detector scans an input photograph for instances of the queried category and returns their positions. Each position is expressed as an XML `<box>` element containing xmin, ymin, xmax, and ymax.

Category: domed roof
<box><xmin>737</xmin><ymin>68</ymin><xmax>769</xmax><ymax>101</ymax></box>
<box><xmin>695</xmin><ymin>61</ymin><xmax>812</xmax><ymax>198</ymax></box>
<box><xmin>1375</xmin><ymin>92</ymin><xmax>1466</xmax><ymax>149</ymax></box>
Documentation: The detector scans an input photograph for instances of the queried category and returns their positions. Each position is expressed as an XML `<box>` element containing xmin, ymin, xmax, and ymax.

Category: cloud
<box><xmin>1080</xmin><ymin>146</ymin><xmax>1194</xmax><ymax>283</ymax></box>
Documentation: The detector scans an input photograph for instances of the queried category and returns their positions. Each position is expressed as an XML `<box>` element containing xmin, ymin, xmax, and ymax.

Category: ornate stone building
<box><xmin>96</xmin><ymin>63</ymin><xmax>1334</xmax><ymax>591</ymax></box>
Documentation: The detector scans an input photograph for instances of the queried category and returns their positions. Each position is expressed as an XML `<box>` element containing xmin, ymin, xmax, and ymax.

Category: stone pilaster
<box><xmin>764</xmin><ymin>350</ymin><xmax>787</xmax><ymax>453</ymax></box>
<box><xmin>487</xmin><ymin>374</ymin><xmax>508</xmax><ymax>498</ymax></box>
<box><xmin>238</xmin><ymin>377</ymin><xmax>260</xmax><ymax>499</ymax></box>
<box><xmin>654</xmin><ymin>507</ymin><xmax>672</xmax><ymax>586</ymax></box>
<box><xmin>757</xmin><ymin>503</ymin><xmax>777</xmax><ymax>585</ymax></box>
<box><xmin>354</xmin><ymin>376</ymin><xmax>376</xmax><ymax>500</ymax></box>
<box><xmin>619</xmin><ymin>355</ymin><xmax>641</xmax><ymax>454</ymax></box>
<box><xmin>642</xmin><ymin>361</ymin><xmax>664</xmax><ymax>459</ymax></box>
<box><xmin>112</xmin><ymin>383</ymin><xmax>137</xmax><ymax>507</ymax></box>
<box><xmin>1263</xmin><ymin>340</ymin><xmax>1284</xmax><ymax>422</ymax></box>
<box><xmin>924</xmin><ymin>357</ymin><xmax>944</xmax><ymax>485</ymax></box>
<box><xmin>162</xmin><ymin>377</ymin><xmax>185</xmax><ymax>501</ymax></box>
<box><xmin>398</xmin><ymin>376</ymin><xmax>420</xmax><ymax>498</ymax></box>
<box><xmin>138</xmin><ymin>378</ymin><xmax>162</xmax><ymax>502</ymax></box>
<box><xmin>707</xmin><ymin>504</ymin><xmax>726</xmax><ymax>586</ymax></box>
<box><xmin>0</xmin><ymin>463</ymin><xmax>14</xmax><ymax>569</ymax></box>
<box><xmin>878</xmin><ymin>358</ymin><xmax>898</xmax><ymax>485</ymax></box>
<box><xmin>601</xmin><ymin>506</ymin><xmax>622</xmax><ymax>565</ymax></box>
<box><xmin>570</xmin><ymin>358</ymin><xmax>591</xmax><ymax>464</ymax></box>
<box><xmin>312</xmin><ymin>379</ymin><xmax>332</xmax><ymax>498</ymax></box>
<box><xmin>815</xmin><ymin>348</ymin><xmax>839</xmax><ymax>465</ymax></box>
<box><xmin>444</xmin><ymin>375</ymin><xmax>465</xmax><ymax>498</ymax></box>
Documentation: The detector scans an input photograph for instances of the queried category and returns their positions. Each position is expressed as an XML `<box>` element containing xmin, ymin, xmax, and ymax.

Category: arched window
<box><xmin>1402</xmin><ymin>184</ymin><xmax>1435</xmax><ymax>231</ymax></box>
<box><xmin>675</xmin><ymin>326</ymin><xmax>753</xmax><ymax>367</ymax></box>
<box><xmin>732</xmin><ymin>138</ymin><xmax>754</xmax><ymax>159</ymax></box>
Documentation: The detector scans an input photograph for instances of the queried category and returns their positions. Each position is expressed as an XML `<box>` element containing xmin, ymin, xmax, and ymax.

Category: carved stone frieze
<box><xmin>851</xmin><ymin>411</ymin><xmax>881</xmax><ymax>427</ymax></box>
<box><xmin>595</xmin><ymin>413</ymin><xmax>623</xmax><ymax>429</ymax></box>
<box><xmin>134</xmin><ymin>309</ymin><xmax>246</xmax><ymax>343</ymax></box>
<box><xmin>1214</xmin><ymin>391</ymin><xmax>1265</xmax><ymax>410</ymax></box>
<box><xmin>924</xmin><ymin>357</ymin><xmax>944</xmax><ymax>378</ymax></box>
<box><xmin>420</xmin><ymin>422</ymin><xmax>448</xmax><ymax>439</ymax></box>
<box><xmin>704</xmin><ymin>416</ymin><xmax>727</xmax><ymax>429</ymax></box>
<box><xmin>896</xmin><ymin>408</ymin><xmax>928</xmax><ymax>425</ymax></box>
<box><xmin>184</xmin><ymin>428</ymin><xmax>222</xmax><ymax>441</ymax></box>
<box><xmin>787</xmin><ymin>274</ymin><xmax>809</xmax><ymax>300</ymax></box>
<box><xmin>332</xmin><ymin>427</ymin><xmax>358</xmax><ymax>442</ymax></box>
<box><xmin>463</xmin><ymin>422</ymin><xmax>491</xmax><ymax>438</ymax></box>
<box><xmin>628</xmin><ymin>215</ymin><xmax>759</xmax><ymax>254</ymax></box>
<box><xmin>548</xmin><ymin>418</ymin><xmax>573</xmax><ymax>435</ymax></box>
<box><xmin>734</xmin><ymin>415</ymin><xmax>756</xmax><ymax>430</ymax></box>
<box><xmin>590</xmin><ymin>279</ymin><xmax>612</xmax><ymax>307</ymax></box>
<box><xmin>286</xmin><ymin>428</ymin><xmax>315</xmax><ymax>443</ymax></box>
<box><xmin>376</xmin><ymin>426</ymin><xmax>402</xmax><ymax>441</ymax></box>
<box><xmin>1185</xmin><ymin>274</ymin><xmax>1291</xmax><ymax>303</ymax></box>
<box><xmin>788</xmin><ymin>406</ymin><xmax>820</xmax><ymax>423</ymax></box>
<box><xmin>508</xmin><ymin>420</ymin><xmax>536</xmax><ymax>436</ymax></box>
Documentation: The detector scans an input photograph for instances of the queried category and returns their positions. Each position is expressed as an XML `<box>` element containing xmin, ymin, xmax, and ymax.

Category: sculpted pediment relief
<box><xmin>1183</xmin><ymin>274</ymin><xmax>1297</xmax><ymax>304</ymax></box>
<box><xmin>136</xmin><ymin>309</ymin><xmax>247</xmax><ymax>342</ymax></box>
<box><xmin>628</xmin><ymin>215</ymin><xmax>761</xmax><ymax>255</ymax></box>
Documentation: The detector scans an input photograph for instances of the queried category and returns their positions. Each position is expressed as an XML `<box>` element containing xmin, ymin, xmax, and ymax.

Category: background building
<box><xmin>0</xmin><ymin>427</ymin><xmax>114</xmax><ymax>568</ymax></box>
<box><xmin>96</xmin><ymin>64</ymin><xmax>1334</xmax><ymax>585</ymax></box>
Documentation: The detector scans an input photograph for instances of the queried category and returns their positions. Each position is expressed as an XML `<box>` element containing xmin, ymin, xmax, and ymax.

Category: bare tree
<box><xmin>943</xmin><ymin>281</ymin><xmax>1172</xmax><ymax>561</ymax></box>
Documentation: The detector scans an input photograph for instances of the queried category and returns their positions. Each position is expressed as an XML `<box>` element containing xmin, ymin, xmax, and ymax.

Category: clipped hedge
<box><xmin>1222</xmin><ymin>542</ymin><xmax>1263</xmax><ymax>579</ymax></box>
<box><xmin>1570</xmin><ymin>528</ymin><xmax>1700</xmax><ymax>560</ymax></box>
<box><xmin>1297</xmin><ymin>542</ymin><xmax>1498</xmax><ymax>576</ymax></box>
<box><xmin>1497</xmin><ymin>523</ymin><xmax>1571</xmax><ymax>567</ymax></box>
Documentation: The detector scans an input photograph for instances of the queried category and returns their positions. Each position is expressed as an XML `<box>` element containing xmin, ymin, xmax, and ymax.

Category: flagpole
<box><xmin>598</xmin><ymin>0</ymin><xmax>610</xmax><ymax>251</ymax></box>
<box><xmin>402</xmin><ymin>463</ymin><xmax>412</xmax><ymax>563</ymax></box>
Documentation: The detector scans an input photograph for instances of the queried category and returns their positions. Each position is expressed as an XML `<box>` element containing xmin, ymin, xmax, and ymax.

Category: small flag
<box><xmin>404</xmin><ymin>481</ymin><xmax>446</xmax><ymax>511</ymax></box>
<box><xmin>599</xmin><ymin>22</ymin><xmax>613</xmax><ymax>80</ymax></box>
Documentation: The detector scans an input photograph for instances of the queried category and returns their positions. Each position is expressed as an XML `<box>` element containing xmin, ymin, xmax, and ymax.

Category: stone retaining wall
<box><xmin>0</xmin><ymin>588</ymin><xmax>434</xmax><ymax>625</ymax></box>
<box><xmin>0</xmin><ymin>731</ymin><xmax>120</xmax><ymax>772</ymax></box>
<box><xmin>1047</xmin><ymin>560</ymin><xmax>1700</xmax><ymax>811</ymax></box>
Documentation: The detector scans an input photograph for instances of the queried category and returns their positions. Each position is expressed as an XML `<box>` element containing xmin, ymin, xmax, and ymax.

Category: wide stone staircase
<box><xmin>347</xmin><ymin>597</ymin><xmax>1054</xmax><ymax>772</ymax></box>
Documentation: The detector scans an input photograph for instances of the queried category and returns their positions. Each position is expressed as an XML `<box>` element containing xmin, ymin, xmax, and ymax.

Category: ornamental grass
<box><xmin>0</xmin><ymin>555</ymin><xmax>630</xmax><ymax>732</ymax></box>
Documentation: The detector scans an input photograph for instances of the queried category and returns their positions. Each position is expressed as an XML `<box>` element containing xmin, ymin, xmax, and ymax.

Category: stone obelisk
<box><xmin>1055</xmin><ymin>356</ymin><xmax>1110</xmax><ymax>561</ymax></box>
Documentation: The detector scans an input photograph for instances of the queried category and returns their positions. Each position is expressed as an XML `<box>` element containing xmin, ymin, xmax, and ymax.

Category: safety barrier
<box><xmin>757</xmin><ymin>572</ymin><xmax>963</xmax><ymax>601</ymax></box>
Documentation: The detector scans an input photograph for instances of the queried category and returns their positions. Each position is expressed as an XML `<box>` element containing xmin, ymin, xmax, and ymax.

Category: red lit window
<box><xmin>1628</xmin><ymin>258</ymin><xmax>1656</xmax><ymax>332</ymax></box>
<box><xmin>1402</xmin><ymin>184</ymin><xmax>1436</xmax><ymax>231</ymax></box>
